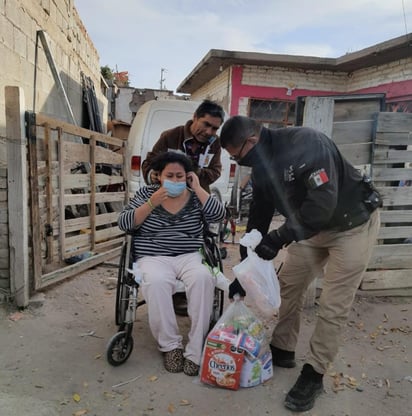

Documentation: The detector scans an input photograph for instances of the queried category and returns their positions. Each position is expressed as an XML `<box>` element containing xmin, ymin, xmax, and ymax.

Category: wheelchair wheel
<box><xmin>106</xmin><ymin>331</ymin><xmax>134</xmax><ymax>366</ymax></box>
<box><xmin>115</xmin><ymin>243</ymin><xmax>132</xmax><ymax>327</ymax></box>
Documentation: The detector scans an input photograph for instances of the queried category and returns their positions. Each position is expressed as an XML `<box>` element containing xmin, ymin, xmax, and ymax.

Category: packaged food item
<box><xmin>200</xmin><ymin>297</ymin><xmax>273</xmax><ymax>390</ymax></box>
<box><xmin>200</xmin><ymin>338</ymin><xmax>244</xmax><ymax>390</ymax></box>
<box><xmin>239</xmin><ymin>355</ymin><xmax>261</xmax><ymax>388</ymax></box>
<box><xmin>260</xmin><ymin>351</ymin><xmax>273</xmax><ymax>383</ymax></box>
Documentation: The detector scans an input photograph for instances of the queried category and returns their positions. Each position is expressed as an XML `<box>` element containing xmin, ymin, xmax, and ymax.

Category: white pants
<box><xmin>139</xmin><ymin>251</ymin><xmax>215</xmax><ymax>365</ymax></box>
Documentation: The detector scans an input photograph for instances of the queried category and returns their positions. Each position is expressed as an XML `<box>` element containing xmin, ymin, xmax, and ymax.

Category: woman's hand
<box><xmin>150</xmin><ymin>186</ymin><xmax>169</xmax><ymax>207</ymax></box>
<box><xmin>186</xmin><ymin>171</ymin><xmax>209</xmax><ymax>204</ymax></box>
<box><xmin>186</xmin><ymin>171</ymin><xmax>201</xmax><ymax>191</ymax></box>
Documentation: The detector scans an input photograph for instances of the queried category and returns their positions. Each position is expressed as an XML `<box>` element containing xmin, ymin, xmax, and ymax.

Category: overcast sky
<box><xmin>74</xmin><ymin>0</ymin><xmax>412</xmax><ymax>92</ymax></box>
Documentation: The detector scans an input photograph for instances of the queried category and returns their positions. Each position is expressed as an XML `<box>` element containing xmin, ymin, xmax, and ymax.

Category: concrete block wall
<box><xmin>242</xmin><ymin>65</ymin><xmax>348</xmax><ymax>92</ymax></box>
<box><xmin>190</xmin><ymin>69</ymin><xmax>231</xmax><ymax>113</ymax></box>
<box><xmin>0</xmin><ymin>0</ymin><xmax>107</xmax><ymax>165</ymax></box>
<box><xmin>0</xmin><ymin>0</ymin><xmax>107</xmax><ymax>299</ymax></box>
<box><xmin>241</xmin><ymin>57</ymin><xmax>412</xmax><ymax>97</ymax></box>
<box><xmin>347</xmin><ymin>57</ymin><xmax>412</xmax><ymax>91</ymax></box>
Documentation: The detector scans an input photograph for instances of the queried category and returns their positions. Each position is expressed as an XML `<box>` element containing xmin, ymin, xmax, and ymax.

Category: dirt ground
<box><xmin>1</xmin><ymin>227</ymin><xmax>412</xmax><ymax>416</ymax></box>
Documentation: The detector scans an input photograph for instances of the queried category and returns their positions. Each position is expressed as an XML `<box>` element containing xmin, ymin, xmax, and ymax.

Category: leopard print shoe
<box><xmin>183</xmin><ymin>358</ymin><xmax>200</xmax><ymax>376</ymax></box>
<box><xmin>163</xmin><ymin>348</ymin><xmax>184</xmax><ymax>373</ymax></box>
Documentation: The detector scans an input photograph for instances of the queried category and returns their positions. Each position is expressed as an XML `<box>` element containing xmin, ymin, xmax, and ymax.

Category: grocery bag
<box><xmin>233</xmin><ymin>229</ymin><xmax>281</xmax><ymax>319</ymax></box>
<box><xmin>200</xmin><ymin>296</ymin><xmax>273</xmax><ymax>390</ymax></box>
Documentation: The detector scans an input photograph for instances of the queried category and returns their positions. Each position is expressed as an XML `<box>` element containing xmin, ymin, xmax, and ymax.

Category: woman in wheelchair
<box><xmin>118</xmin><ymin>152</ymin><xmax>225</xmax><ymax>376</ymax></box>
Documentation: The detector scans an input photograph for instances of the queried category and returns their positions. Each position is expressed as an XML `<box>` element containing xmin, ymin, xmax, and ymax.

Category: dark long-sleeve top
<box><xmin>247</xmin><ymin>126</ymin><xmax>374</xmax><ymax>244</ymax></box>
<box><xmin>118</xmin><ymin>185</ymin><xmax>225</xmax><ymax>259</ymax></box>
<box><xmin>141</xmin><ymin>120</ymin><xmax>222</xmax><ymax>192</ymax></box>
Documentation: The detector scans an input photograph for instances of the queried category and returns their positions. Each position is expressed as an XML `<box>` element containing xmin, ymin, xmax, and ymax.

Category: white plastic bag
<box><xmin>200</xmin><ymin>297</ymin><xmax>272</xmax><ymax>390</ymax></box>
<box><xmin>233</xmin><ymin>229</ymin><xmax>281</xmax><ymax>319</ymax></box>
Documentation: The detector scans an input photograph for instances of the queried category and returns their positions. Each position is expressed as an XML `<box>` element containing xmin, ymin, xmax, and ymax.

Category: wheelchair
<box><xmin>106</xmin><ymin>226</ymin><xmax>227</xmax><ymax>366</ymax></box>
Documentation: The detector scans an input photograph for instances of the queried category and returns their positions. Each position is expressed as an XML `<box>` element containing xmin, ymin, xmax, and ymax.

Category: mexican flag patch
<box><xmin>308</xmin><ymin>168</ymin><xmax>329</xmax><ymax>189</ymax></box>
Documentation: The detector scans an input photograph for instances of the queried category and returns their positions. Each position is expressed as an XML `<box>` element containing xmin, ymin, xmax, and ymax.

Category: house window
<box><xmin>249</xmin><ymin>99</ymin><xmax>296</xmax><ymax>128</ymax></box>
<box><xmin>386</xmin><ymin>100</ymin><xmax>412</xmax><ymax>113</ymax></box>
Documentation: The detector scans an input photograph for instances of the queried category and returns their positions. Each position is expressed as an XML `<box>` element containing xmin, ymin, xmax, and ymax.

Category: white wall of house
<box><xmin>190</xmin><ymin>69</ymin><xmax>231</xmax><ymax>112</ymax></box>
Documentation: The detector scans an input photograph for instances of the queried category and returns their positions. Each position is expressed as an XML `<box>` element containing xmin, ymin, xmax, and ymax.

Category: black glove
<box><xmin>228</xmin><ymin>278</ymin><xmax>246</xmax><ymax>299</ymax></box>
<box><xmin>255</xmin><ymin>230</ymin><xmax>284</xmax><ymax>260</ymax></box>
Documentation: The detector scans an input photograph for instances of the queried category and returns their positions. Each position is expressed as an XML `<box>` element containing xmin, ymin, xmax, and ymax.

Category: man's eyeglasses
<box><xmin>230</xmin><ymin>138</ymin><xmax>249</xmax><ymax>161</ymax></box>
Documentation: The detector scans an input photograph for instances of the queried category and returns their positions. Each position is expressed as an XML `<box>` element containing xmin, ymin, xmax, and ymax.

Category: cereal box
<box><xmin>200</xmin><ymin>338</ymin><xmax>244</xmax><ymax>390</ymax></box>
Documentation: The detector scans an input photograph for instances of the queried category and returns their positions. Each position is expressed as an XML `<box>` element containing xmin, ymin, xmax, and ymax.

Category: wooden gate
<box><xmin>302</xmin><ymin>96</ymin><xmax>412</xmax><ymax>298</ymax></box>
<box><xmin>26</xmin><ymin>112</ymin><xmax>127</xmax><ymax>290</ymax></box>
<box><xmin>361</xmin><ymin>112</ymin><xmax>412</xmax><ymax>293</ymax></box>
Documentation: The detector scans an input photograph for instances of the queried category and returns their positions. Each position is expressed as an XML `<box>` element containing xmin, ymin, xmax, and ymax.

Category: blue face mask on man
<box><xmin>163</xmin><ymin>180</ymin><xmax>187</xmax><ymax>197</ymax></box>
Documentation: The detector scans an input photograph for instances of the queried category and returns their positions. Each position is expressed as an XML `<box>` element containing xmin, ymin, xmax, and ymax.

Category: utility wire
<box><xmin>402</xmin><ymin>0</ymin><xmax>408</xmax><ymax>35</ymax></box>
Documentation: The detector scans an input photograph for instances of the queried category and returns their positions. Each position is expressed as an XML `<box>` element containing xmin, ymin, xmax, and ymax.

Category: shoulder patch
<box><xmin>308</xmin><ymin>168</ymin><xmax>329</xmax><ymax>189</ymax></box>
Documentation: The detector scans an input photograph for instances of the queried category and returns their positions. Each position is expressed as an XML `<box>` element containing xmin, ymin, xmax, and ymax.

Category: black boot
<box><xmin>270</xmin><ymin>345</ymin><xmax>296</xmax><ymax>368</ymax></box>
<box><xmin>284</xmin><ymin>363</ymin><xmax>324</xmax><ymax>412</ymax></box>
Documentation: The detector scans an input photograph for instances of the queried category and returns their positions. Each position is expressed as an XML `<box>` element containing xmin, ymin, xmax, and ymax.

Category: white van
<box><xmin>126</xmin><ymin>99</ymin><xmax>237</xmax><ymax>204</ymax></box>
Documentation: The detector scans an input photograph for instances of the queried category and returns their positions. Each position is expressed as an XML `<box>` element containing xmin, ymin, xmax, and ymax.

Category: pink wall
<box><xmin>229</xmin><ymin>66</ymin><xmax>412</xmax><ymax>115</ymax></box>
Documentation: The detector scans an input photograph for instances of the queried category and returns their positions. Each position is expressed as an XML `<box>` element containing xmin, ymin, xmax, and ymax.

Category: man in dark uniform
<box><xmin>220</xmin><ymin>116</ymin><xmax>381</xmax><ymax>412</ymax></box>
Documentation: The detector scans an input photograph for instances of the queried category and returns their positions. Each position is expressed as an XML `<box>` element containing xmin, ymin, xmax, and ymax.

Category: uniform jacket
<box><xmin>247</xmin><ymin>126</ymin><xmax>378</xmax><ymax>244</ymax></box>
<box><xmin>141</xmin><ymin>120</ymin><xmax>222</xmax><ymax>192</ymax></box>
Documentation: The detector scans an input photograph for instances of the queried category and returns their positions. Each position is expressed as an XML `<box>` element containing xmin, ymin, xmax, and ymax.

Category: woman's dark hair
<box><xmin>150</xmin><ymin>151</ymin><xmax>194</xmax><ymax>174</ymax></box>
<box><xmin>195</xmin><ymin>100</ymin><xmax>225</xmax><ymax>122</ymax></box>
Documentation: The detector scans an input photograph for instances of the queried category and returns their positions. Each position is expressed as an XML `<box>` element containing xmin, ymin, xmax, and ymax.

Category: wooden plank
<box><xmin>376</xmin><ymin>112</ymin><xmax>412</xmax><ymax>133</ymax></box>
<box><xmin>368</xmin><ymin>243</ymin><xmax>412</xmax><ymax>269</ymax></box>
<box><xmin>95</xmin><ymin>226</ymin><xmax>125</xmax><ymax>242</ymax></box>
<box><xmin>63</xmin><ymin>173</ymin><xmax>124</xmax><ymax>189</ymax></box>
<box><xmin>94</xmin><ymin>146</ymin><xmax>123</xmax><ymax>165</ymax></box>
<box><xmin>332</xmin><ymin>120</ymin><xmax>373</xmax><ymax>145</ymax></box>
<box><xmin>373</xmin><ymin>149</ymin><xmax>412</xmax><ymax>163</ymax></box>
<box><xmin>63</xmin><ymin>142</ymin><xmax>90</xmax><ymax>163</ymax></box>
<box><xmin>62</xmin><ymin>142</ymin><xmax>123</xmax><ymax>165</ymax></box>
<box><xmin>377</xmin><ymin>226</ymin><xmax>412</xmax><ymax>239</ymax></box>
<box><xmin>64</xmin><ymin>212</ymin><xmax>119</xmax><ymax>234</ymax></box>
<box><xmin>90</xmin><ymin>135</ymin><xmax>96</xmax><ymax>251</ymax></box>
<box><xmin>379</xmin><ymin>210</ymin><xmax>412</xmax><ymax>223</ymax></box>
<box><xmin>44</xmin><ymin>124</ymin><xmax>54</xmax><ymax>263</ymax></box>
<box><xmin>36</xmin><ymin>113</ymin><xmax>124</xmax><ymax>147</ymax></box>
<box><xmin>379</xmin><ymin>186</ymin><xmax>412</xmax><ymax>206</ymax></box>
<box><xmin>373</xmin><ymin>167</ymin><xmax>412</xmax><ymax>182</ymax></box>
<box><xmin>375</xmin><ymin>132</ymin><xmax>412</xmax><ymax>146</ymax></box>
<box><xmin>5</xmin><ymin>86</ymin><xmax>30</xmax><ymax>307</ymax></box>
<box><xmin>337</xmin><ymin>143</ymin><xmax>371</xmax><ymax>166</ymax></box>
<box><xmin>361</xmin><ymin>269</ymin><xmax>412</xmax><ymax>290</ymax></box>
<box><xmin>357</xmin><ymin>288</ymin><xmax>412</xmax><ymax>297</ymax></box>
<box><xmin>63</xmin><ymin>192</ymin><xmax>126</xmax><ymax>205</ymax></box>
<box><xmin>28</xmin><ymin>116</ymin><xmax>43</xmax><ymax>291</ymax></box>
<box><xmin>64</xmin><ymin>226</ymin><xmax>124</xmax><ymax>253</ymax></box>
<box><xmin>302</xmin><ymin>97</ymin><xmax>334</xmax><ymax>138</ymax></box>
<box><xmin>58</xmin><ymin>128</ymin><xmax>66</xmax><ymax>260</ymax></box>
<box><xmin>94</xmin><ymin>236</ymin><xmax>125</xmax><ymax>253</ymax></box>
<box><xmin>334</xmin><ymin>100</ymin><xmax>381</xmax><ymax>121</ymax></box>
<box><xmin>38</xmin><ymin>246</ymin><xmax>122</xmax><ymax>290</ymax></box>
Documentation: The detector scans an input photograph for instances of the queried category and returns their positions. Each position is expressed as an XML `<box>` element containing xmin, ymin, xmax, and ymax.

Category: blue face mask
<box><xmin>163</xmin><ymin>180</ymin><xmax>187</xmax><ymax>197</ymax></box>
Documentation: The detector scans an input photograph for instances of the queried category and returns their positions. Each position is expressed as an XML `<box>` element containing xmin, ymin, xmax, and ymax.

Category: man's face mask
<box><xmin>238</xmin><ymin>143</ymin><xmax>260</xmax><ymax>167</ymax></box>
<box><xmin>163</xmin><ymin>180</ymin><xmax>187</xmax><ymax>197</ymax></box>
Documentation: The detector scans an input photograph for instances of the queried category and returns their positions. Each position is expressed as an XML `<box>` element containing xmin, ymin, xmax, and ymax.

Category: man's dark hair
<box><xmin>150</xmin><ymin>151</ymin><xmax>194</xmax><ymax>174</ymax></box>
<box><xmin>195</xmin><ymin>100</ymin><xmax>225</xmax><ymax>122</ymax></box>
<box><xmin>220</xmin><ymin>116</ymin><xmax>261</xmax><ymax>148</ymax></box>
